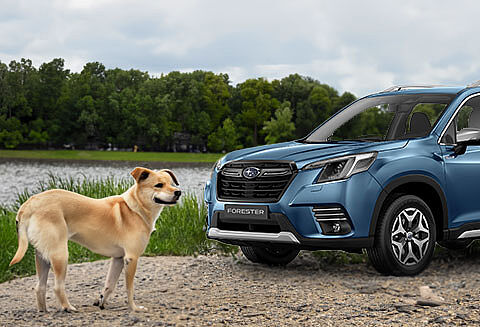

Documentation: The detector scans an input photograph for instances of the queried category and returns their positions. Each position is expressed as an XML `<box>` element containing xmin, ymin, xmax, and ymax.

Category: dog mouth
<box><xmin>154</xmin><ymin>197</ymin><xmax>178</xmax><ymax>205</ymax></box>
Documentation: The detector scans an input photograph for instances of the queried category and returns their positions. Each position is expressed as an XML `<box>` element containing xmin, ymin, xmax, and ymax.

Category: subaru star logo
<box><xmin>242</xmin><ymin>167</ymin><xmax>261</xmax><ymax>179</ymax></box>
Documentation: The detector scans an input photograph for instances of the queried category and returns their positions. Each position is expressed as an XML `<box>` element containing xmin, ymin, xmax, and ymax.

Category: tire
<box><xmin>367</xmin><ymin>195</ymin><xmax>436</xmax><ymax>276</ymax></box>
<box><xmin>438</xmin><ymin>239</ymin><xmax>473</xmax><ymax>250</ymax></box>
<box><xmin>240</xmin><ymin>245</ymin><xmax>299</xmax><ymax>266</ymax></box>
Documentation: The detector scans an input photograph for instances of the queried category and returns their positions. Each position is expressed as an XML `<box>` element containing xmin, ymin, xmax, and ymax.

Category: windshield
<box><xmin>304</xmin><ymin>93</ymin><xmax>456</xmax><ymax>143</ymax></box>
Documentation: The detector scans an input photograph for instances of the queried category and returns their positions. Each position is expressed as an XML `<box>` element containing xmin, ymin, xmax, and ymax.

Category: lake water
<box><xmin>0</xmin><ymin>159</ymin><xmax>212</xmax><ymax>206</ymax></box>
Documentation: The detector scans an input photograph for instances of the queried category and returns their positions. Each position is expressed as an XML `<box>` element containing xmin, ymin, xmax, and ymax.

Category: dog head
<box><xmin>130</xmin><ymin>167</ymin><xmax>181</xmax><ymax>206</ymax></box>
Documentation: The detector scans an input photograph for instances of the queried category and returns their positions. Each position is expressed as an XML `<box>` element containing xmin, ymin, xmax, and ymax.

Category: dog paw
<box><xmin>94</xmin><ymin>298</ymin><xmax>105</xmax><ymax>309</ymax></box>
<box><xmin>131</xmin><ymin>305</ymin><xmax>148</xmax><ymax>312</ymax></box>
<box><xmin>63</xmin><ymin>305</ymin><xmax>78</xmax><ymax>313</ymax></box>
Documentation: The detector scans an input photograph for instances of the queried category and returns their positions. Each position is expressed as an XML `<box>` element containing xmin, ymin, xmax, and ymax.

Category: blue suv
<box><xmin>204</xmin><ymin>83</ymin><xmax>480</xmax><ymax>275</ymax></box>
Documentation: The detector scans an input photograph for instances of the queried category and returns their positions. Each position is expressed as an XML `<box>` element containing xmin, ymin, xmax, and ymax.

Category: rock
<box><xmin>243</xmin><ymin>312</ymin><xmax>265</xmax><ymax>318</ymax></box>
<box><xmin>418</xmin><ymin>285</ymin><xmax>446</xmax><ymax>305</ymax></box>
<box><xmin>416</xmin><ymin>298</ymin><xmax>443</xmax><ymax>307</ymax></box>
<box><xmin>394</xmin><ymin>304</ymin><xmax>416</xmax><ymax>314</ymax></box>
<box><xmin>429</xmin><ymin>316</ymin><xmax>447</xmax><ymax>324</ymax></box>
<box><xmin>456</xmin><ymin>313</ymin><xmax>468</xmax><ymax>320</ymax></box>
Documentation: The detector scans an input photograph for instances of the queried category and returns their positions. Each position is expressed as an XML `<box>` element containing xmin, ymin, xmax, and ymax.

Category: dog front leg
<box><xmin>94</xmin><ymin>257</ymin><xmax>124</xmax><ymax>309</ymax></box>
<box><xmin>124</xmin><ymin>256</ymin><xmax>147</xmax><ymax>312</ymax></box>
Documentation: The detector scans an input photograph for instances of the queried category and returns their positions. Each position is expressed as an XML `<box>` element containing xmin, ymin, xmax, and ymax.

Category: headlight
<box><xmin>303</xmin><ymin>152</ymin><xmax>377</xmax><ymax>183</ymax></box>
<box><xmin>211</xmin><ymin>156</ymin><xmax>226</xmax><ymax>178</ymax></box>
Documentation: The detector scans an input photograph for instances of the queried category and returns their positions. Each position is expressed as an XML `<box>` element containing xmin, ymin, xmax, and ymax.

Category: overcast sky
<box><xmin>1</xmin><ymin>0</ymin><xmax>480</xmax><ymax>96</ymax></box>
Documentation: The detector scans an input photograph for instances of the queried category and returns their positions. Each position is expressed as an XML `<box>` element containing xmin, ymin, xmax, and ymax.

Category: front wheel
<box><xmin>367</xmin><ymin>195</ymin><xmax>436</xmax><ymax>276</ymax></box>
<box><xmin>241</xmin><ymin>245</ymin><xmax>299</xmax><ymax>266</ymax></box>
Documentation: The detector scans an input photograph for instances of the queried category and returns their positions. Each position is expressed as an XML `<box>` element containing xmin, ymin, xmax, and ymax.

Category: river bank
<box><xmin>0</xmin><ymin>150</ymin><xmax>222</xmax><ymax>163</ymax></box>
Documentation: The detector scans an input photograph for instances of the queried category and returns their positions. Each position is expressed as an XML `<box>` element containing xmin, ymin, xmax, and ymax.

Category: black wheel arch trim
<box><xmin>369</xmin><ymin>174</ymin><xmax>448</xmax><ymax>239</ymax></box>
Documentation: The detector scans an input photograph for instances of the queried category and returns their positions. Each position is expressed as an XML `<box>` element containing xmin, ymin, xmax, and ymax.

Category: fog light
<box><xmin>332</xmin><ymin>223</ymin><xmax>341</xmax><ymax>233</ymax></box>
<box><xmin>318</xmin><ymin>220</ymin><xmax>352</xmax><ymax>235</ymax></box>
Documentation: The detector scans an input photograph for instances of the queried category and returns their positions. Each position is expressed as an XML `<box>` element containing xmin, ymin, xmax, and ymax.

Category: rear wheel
<box><xmin>367</xmin><ymin>195</ymin><xmax>436</xmax><ymax>276</ymax></box>
<box><xmin>241</xmin><ymin>245</ymin><xmax>299</xmax><ymax>265</ymax></box>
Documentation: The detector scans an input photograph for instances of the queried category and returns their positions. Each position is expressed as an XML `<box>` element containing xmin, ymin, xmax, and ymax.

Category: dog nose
<box><xmin>174</xmin><ymin>190</ymin><xmax>182</xmax><ymax>198</ymax></box>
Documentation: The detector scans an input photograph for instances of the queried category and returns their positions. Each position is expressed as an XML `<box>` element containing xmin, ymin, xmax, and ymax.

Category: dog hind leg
<box><xmin>93</xmin><ymin>257</ymin><xmax>124</xmax><ymax>309</ymax></box>
<box><xmin>50</xmin><ymin>245</ymin><xmax>77</xmax><ymax>312</ymax></box>
<box><xmin>35</xmin><ymin>251</ymin><xmax>50</xmax><ymax>312</ymax></box>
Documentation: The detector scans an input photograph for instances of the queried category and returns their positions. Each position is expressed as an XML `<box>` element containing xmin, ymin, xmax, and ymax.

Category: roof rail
<box><xmin>467</xmin><ymin>80</ymin><xmax>480</xmax><ymax>88</ymax></box>
<box><xmin>381</xmin><ymin>85</ymin><xmax>445</xmax><ymax>93</ymax></box>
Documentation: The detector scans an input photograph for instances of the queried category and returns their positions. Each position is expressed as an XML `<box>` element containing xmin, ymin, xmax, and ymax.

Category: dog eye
<box><xmin>154</xmin><ymin>183</ymin><xmax>164</xmax><ymax>188</ymax></box>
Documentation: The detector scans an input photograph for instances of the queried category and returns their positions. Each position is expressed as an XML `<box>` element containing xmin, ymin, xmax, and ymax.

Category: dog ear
<box><xmin>130</xmin><ymin>167</ymin><xmax>150</xmax><ymax>183</ymax></box>
<box><xmin>160</xmin><ymin>169</ymin><xmax>179</xmax><ymax>186</ymax></box>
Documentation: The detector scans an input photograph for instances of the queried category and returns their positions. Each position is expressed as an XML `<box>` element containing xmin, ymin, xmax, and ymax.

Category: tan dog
<box><xmin>9</xmin><ymin>167</ymin><xmax>181</xmax><ymax>312</ymax></box>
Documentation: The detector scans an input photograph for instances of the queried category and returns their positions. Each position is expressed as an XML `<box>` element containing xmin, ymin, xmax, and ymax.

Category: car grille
<box><xmin>217</xmin><ymin>161</ymin><xmax>297</xmax><ymax>202</ymax></box>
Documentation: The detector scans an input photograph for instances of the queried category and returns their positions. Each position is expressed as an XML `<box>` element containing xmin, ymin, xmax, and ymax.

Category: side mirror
<box><xmin>453</xmin><ymin>143</ymin><xmax>467</xmax><ymax>156</ymax></box>
<box><xmin>452</xmin><ymin>129</ymin><xmax>480</xmax><ymax>156</ymax></box>
<box><xmin>453</xmin><ymin>139</ymin><xmax>480</xmax><ymax>156</ymax></box>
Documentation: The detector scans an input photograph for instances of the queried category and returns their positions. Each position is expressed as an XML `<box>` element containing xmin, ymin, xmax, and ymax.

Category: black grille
<box><xmin>217</xmin><ymin>161</ymin><xmax>297</xmax><ymax>202</ymax></box>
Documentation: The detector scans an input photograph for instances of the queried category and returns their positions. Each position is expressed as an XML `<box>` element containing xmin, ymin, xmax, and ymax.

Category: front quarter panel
<box><xmin>370</xmin><ymin>137</ymin><xmax>445</xmax><ymax>190</ymax></box>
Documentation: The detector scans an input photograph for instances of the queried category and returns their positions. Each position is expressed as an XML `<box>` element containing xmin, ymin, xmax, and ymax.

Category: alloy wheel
<box><xmin>390</xmin><ymin>208</ymin><xmax>430</xmax><ymax>266</ymax></box>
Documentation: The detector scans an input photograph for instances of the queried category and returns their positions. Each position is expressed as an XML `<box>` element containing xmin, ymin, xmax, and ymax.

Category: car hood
<box><xmin>221</xmin><ymin>140</ymin><xmax>408</xmax><ymax>169</ymax></box>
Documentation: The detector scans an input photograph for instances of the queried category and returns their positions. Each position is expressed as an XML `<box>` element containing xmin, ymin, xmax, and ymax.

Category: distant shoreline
<box><xmin>0</xmin><ymin>150</ymin><xmax>221</xmax><ymax>166</ymax></box>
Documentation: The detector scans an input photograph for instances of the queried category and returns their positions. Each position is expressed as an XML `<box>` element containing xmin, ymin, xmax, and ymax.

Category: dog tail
<box><xmin>9</xmin><ymin>208</ymin><xmax>29</xmax><ymax>266</ymax></box>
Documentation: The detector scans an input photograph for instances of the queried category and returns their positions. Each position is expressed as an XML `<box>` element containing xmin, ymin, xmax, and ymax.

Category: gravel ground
<box><xmin>1</xmin><ymin>252</ymin><xmax>480</xmax><ymax>326</ymax></box>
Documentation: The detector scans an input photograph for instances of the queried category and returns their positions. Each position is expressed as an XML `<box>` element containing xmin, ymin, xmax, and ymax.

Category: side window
<box><xmin>456</xmin><ymin>105</ymin><xmax>474</xmax><ymax>131</ymax></box>
<box><xmin>441</xmin><ymin>98</ymin><xmax>479</xmax><ymax>144</ymax></box>
<box><xmin>441</xmin><ymin>122</ymin><xmax>455</xmax><ymax>144</ymax></box>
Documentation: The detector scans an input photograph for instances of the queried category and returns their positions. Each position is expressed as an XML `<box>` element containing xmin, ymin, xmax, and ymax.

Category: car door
<box><xmin>440</xmin><ymin>94</ymin><xmax>480</xmax><ymax>229</ymax></box>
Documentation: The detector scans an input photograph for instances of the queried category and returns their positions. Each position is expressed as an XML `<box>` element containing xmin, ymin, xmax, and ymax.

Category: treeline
<box><xmin>0</xmin><ymin>58</ymin><xmax>356</xmax><ymax>152</ymax></box>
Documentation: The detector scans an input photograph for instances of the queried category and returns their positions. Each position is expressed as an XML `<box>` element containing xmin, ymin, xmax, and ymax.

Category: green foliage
<box><xmin>0</xmin><ymin>149</ymin><xmax>223</xmax><ymax>163</ymax></box>
<box><xmin>237</xmin><ymin>78</ymin><xmax>280</xmax><ymax>146</ymax></box>
<box><xmin>0</xmin><ymin>58</ymin><xmax>362</xmax><ymax>151</ymax></box>
<box><xmin>263</xmin><ymin>101</ymin><xmax>296</xmax><ymax>144</ymax></box>
<box><xmin>207</xmin><ymin>118</ymin><xmax>240</xmax><ymax>152</ymax></box>
<box><xmin>0</xmin><ymin>116</ymin><xmax>23</xmax><ymax>148</ymax></box>
<box><xmin>0</xmin><ymin>175</ymin><xmax>236</xmax><ymax>283</ymax></box>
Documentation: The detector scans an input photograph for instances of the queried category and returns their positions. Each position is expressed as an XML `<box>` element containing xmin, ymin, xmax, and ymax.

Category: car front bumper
<box><xmin>204</xmin><ymin>167</ymin><xmax>382</xmax><ymax>250</ymax></box>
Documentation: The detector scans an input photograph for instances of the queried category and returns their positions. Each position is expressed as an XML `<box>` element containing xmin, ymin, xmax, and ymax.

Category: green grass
<box><xmin>0</xmin><ymin>175</ymin><xmax>236</xmax><ymax>283</ymax></box>
<box><xmin>0</xmin><ymin>150</ymin><xmax>223</xmax><ymax>163</ymax></box>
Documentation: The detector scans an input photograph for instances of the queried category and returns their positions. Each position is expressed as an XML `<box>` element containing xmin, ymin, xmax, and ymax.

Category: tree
<box><xmin>207</xmin><ymin>118</ymin><xmax>240</xmax><ymax>152</ymax></box>
<box><xmin>0</xmin><ymin>57</ymin><xmax>364</xmax><ymax>151</ymax></box>
<box><xmin>263</xmin><ymin>101</ymin><xmax>296</xmax><ymax>144</ymax></box>
<box><xmin>294</xmin><ymin>86</ymin><xmax>332</xmax><ymax>138</ymax></box>
<box><xmin>237</xmin><ymin>78</ymin><xmax>279</xmax><ymax>146</ymax></box>
<box><xmin>0</xmin><ymin>115</ymin><xmax>23</xmax><ymax>148</ymax></box>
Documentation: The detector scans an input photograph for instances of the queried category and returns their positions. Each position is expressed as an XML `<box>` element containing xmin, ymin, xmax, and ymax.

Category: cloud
<box><xmin>1</xmin><ymin>0</ymin><xmax>480</xmax><ymax>96</ymax></box>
